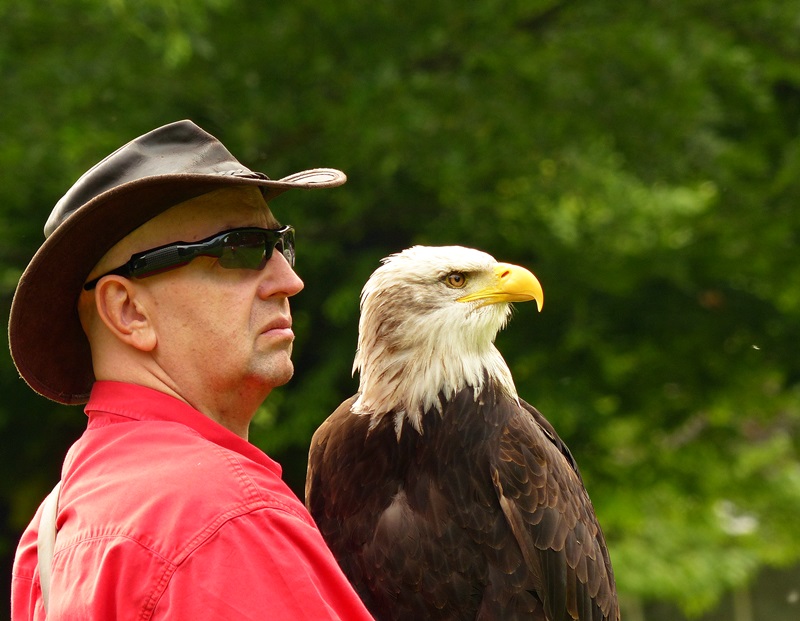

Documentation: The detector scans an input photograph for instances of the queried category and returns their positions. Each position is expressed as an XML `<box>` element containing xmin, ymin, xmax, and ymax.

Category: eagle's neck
<box><xmin>351</xmin><ymin>305</ymin><xmax>519</xmax><ymax>438</ymax></box>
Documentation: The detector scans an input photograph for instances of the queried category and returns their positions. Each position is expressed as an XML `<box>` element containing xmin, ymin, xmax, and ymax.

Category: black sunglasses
<box><xmin>83</xmin><ymin>225</ymin><xmax>295</xmax><ymax>290</ymax></box>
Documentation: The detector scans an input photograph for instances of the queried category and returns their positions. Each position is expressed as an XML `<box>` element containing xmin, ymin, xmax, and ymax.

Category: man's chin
<box><xmin>251</xmin><ymin>358</ymin><xmax>294</xmax><ymax>390</ymax></box>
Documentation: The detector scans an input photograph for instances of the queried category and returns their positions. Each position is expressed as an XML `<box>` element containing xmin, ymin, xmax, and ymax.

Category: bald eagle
<box><xmin>306</xmin><ymin>246</ymin><xmax>619</xmax><ymax>621</ymax></box>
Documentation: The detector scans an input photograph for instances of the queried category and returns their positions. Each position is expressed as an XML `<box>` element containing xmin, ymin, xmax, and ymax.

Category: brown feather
<box><xmin>307</xmin><ymin>380</ymin><xmax>620</xmax><ymax>620</ymax></box>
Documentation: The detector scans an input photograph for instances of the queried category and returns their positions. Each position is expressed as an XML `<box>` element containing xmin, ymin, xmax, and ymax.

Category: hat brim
<box><xmin>9</xmin><ymin>168</ymin><xmax>345</xmax><ymax>404</ymax></box>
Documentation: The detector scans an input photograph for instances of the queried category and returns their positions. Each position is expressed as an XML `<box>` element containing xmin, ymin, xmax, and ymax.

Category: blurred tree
<box><xmin>2</xmin><ymin>0</ymin><xmax>799</xmax><ymax>617</ymax></box>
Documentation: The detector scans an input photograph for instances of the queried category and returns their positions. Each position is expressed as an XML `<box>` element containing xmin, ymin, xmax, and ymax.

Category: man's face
<box><xmin>97</xmin><ymin>187</ymin><xmax>305</xmax><ymax>414</ymax></box>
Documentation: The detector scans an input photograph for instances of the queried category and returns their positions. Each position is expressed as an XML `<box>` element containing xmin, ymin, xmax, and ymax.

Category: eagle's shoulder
<box><xmin>306</xmin><ymin>394</ymin><xmax>393</xmax><ymax>520</ymax></box>
<box><xmin>491</xmin><ymin>397</ymin><xmax>620</xmax><ymax>621</ymax></box>
<box><xmin>518</xmin><ymin>398</ymin><xmax>582</xmax><ymax>477</ymax></box>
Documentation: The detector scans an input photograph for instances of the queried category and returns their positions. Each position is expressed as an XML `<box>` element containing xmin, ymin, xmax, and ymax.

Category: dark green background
<box><xmin>3</xmin><ymin>1</ymin><xmax>799</xmax><ymax>618</ymax></box>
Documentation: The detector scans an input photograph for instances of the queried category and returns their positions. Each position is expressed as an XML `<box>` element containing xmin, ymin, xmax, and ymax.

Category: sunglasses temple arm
<box><xmin>129</xmin><ymin>245</ymin><xmax>196</xmax><ymax>277</ymax></box>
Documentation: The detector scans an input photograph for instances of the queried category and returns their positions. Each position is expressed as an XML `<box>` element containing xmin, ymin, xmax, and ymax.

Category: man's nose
<box><xmin>257</xmin><ymin>251</ymin><xmax>304</xmax><ymax>298</ymax></box>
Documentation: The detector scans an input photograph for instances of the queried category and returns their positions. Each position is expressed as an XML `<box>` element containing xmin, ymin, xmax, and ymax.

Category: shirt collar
<box><xmin>85</xmin><ymin>380</ymin><xmax>282</xmax><ymax>476</ymax></box>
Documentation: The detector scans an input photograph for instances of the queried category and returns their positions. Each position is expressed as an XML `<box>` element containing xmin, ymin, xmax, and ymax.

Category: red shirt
<box><xmin>12</xmin><ymin>381</ymin><xmax>374</xmax><ymax>621</ymax></box>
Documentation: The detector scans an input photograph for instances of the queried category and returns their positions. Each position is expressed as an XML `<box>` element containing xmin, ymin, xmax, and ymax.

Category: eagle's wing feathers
<box><xmin>308</xmin><ymin>391</ymin><xmax>547</xmax><ymax>619</ymax></box>
<box><xmin>306</xmin><ymin>396</ymin><xmax>401</xmax><ymax>610</ymax></box>
<box><xmin>519</xmin><ymin>399</ymin><xmax>582</xmax><ymax>478</ymax></box>
<box><xmin>308</xmin><ymin>391</ymin><xmax>619</xmax><ymax>621</ymax></box>
<box><xmin>491</xmin><ymin>398</ymin><xmax>619</xmax><ymax>621</ymax></box>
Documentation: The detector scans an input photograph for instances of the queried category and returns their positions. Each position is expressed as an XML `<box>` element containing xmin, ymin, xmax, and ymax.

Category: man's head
<box><xmin>79</xmin><ymin>186</ymin><xmax>304</xmax><ymax>434</ymax></box>
<box><xmin>9</xmin><ymin>120</ymin><xmax>346</xmax><ymax>407</ymax></box>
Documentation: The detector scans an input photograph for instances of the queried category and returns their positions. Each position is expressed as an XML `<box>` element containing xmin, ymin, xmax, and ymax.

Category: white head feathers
<box><xmin>351</xmin><ymin>245</ymin><xmax>542</xmax><ymax>437</ymax></box>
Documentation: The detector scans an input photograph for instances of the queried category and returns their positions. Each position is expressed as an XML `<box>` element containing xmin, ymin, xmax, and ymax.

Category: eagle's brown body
<box><xmin>305</xmin><ymin>246</ymin><xmax>620</xmax><ymax>621</ymax></box>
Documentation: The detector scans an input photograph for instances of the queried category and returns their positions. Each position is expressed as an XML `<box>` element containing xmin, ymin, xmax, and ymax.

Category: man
<box><xmin>9</xmin><ymin>120</ymin><xmax>375</xmax><ymax>620</ymax></box>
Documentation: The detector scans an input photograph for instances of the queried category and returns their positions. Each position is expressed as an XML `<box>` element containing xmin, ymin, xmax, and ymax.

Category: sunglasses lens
<box><xmin>218</xmin><ymin>232</ymin><xmax>268</xmax><ymax>270</ymax></box>
<box><xmin>216</xmin><ymin>228</ymin><xmax>295</xmax><ymax>270</ymax></box>
<box><xmin>277</xmin><ymin>229</ymin><xmax>295</xmax><ymax>267</ymax></box>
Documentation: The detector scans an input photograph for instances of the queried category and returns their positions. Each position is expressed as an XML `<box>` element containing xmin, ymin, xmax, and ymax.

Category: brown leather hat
<box><xmin>8</xmin><ymin>120</ymin><xmax>346</xmax><ymax>405</ymax></box>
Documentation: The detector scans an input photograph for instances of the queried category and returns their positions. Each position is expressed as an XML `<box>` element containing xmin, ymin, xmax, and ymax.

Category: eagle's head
<box><xmin>352</xmin><ymin>245</ymin><xmax>543</xmax><ymax>436</ymax></box>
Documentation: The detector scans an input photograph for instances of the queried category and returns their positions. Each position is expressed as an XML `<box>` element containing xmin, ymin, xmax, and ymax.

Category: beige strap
<box><xmin>37</xmin><ymin>481</ymin><xmax>61</xmax><ymax>615</ymax></box>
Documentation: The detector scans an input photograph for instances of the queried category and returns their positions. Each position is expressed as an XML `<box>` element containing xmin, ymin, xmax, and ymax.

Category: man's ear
<box><xmin>93</xmin><ymin>277</ymin><xmax>157</xmax><ymax>352</ymax></box>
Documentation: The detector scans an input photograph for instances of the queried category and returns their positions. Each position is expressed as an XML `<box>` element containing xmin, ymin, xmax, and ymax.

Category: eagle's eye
<box><xmin>444</xmin><ymin>272</ymin><xmax>467</xmax><ymax>288</ymax></box>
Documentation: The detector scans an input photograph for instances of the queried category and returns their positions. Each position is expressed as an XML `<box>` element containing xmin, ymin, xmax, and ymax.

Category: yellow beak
<box><xmin>457</xmin><ymin>263</ymin><xmax>544</xmax><ymax>311</ymax></box>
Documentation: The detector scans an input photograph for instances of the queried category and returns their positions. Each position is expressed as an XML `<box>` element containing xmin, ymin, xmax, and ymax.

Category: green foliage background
<box><xmin>2</xmin><ymin>0</ymin><xmax>800</xmax><ymax>616</ymax></box>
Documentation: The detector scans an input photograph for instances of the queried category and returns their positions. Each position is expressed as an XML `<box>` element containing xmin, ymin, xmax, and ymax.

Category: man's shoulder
<box><xmin>59</xmin><ymin>418</ymin><xmax>303</xmax><ymax>562</ymax></box>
